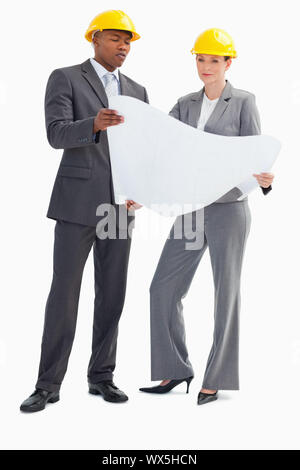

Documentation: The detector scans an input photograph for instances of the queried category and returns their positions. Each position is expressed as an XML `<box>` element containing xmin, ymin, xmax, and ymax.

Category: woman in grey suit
<box><xmin>135</xmin><ymin>28</ymin><xmax>274</xmax><ymax>405</ymax></box>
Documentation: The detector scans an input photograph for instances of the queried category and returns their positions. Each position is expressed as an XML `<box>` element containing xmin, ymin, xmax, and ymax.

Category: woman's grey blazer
<box><xmin>168</xmin><ymin>79</ymin><xmax>272</xmax><ymax>201</ymax></box>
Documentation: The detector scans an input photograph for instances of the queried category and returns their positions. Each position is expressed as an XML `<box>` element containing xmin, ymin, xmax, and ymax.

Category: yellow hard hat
<box><xmin>85</xmin><ymin>10</ymin><xmax>140</xmax><ymax>42</ymax></box>
<box><xmin>191</xmin><ymin>28</ymin><xmax>237</xmax><ymax>58</ymax></box>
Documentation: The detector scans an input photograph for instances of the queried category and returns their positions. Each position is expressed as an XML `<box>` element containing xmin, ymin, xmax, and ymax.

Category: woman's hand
<box><xmin>125</xmin><ymin>200</ymin><xmax>143</xmax><ymax>210</ymax></box>
<box><xmin>253</xmin><ymin>172</ymin><xmax>274</xmax><ymax>188</ymax></box>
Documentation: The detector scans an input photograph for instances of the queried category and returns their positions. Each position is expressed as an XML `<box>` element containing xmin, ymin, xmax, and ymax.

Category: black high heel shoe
<box><xmin>139</xmin><ymin>376</ymin><xmax>194</xmax><ymax>394</ymax></box>
<box><xmin>197</xmin><ymin>390</ymin><xmax>218</xmax><ymax>405</ymax></box>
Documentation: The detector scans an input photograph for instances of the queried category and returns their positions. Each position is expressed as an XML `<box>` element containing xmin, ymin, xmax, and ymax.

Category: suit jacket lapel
<box><xmin>188</xmin><ymin>90</ymin><xmax>204</xmax><ymax>127</ymax></box>
<box><xmin>119</xmin><ymin>73</ymin><xmax>136</xmax><ymax>97</ymax></box>
<box><xmin>204</xmin><ymin>80</ymin><xmax>232</xmax><ymax>131</ymax></box>
<box><xmin>81</xmin><ymin>59</ymin><xmax>108</xmax><ymax>107</ymax></box>
<box><xmin>81</xmin><ymin>59</ymin><xmax>139</xmax><ymax>106</ymax></box>
<box><xmin>187</xmin><ymin>79</ymin><xmax>232</xmax><ymax>129</ymax></box>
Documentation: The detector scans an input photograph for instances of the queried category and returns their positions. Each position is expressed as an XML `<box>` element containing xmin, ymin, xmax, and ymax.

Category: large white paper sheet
<box><xmin>107</xmin><ymin>96</ymin><xmax>280</xmax><ymax>216</ymax></box>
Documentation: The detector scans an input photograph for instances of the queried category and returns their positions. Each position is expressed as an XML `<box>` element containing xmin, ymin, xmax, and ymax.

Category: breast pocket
<box><xmin>57</xmin><ymin>165</ymin><xmax>91</xmax><ymax>179</ymax></box>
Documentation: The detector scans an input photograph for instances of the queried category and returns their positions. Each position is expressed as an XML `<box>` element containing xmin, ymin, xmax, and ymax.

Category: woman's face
<box><xmin>196</xmin><ymin>54</ymin><xmax>232</xmax><ymax>85</ymax></box>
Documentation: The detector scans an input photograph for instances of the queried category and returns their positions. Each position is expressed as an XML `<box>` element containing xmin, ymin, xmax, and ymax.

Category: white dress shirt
<box><xmin>197</xmin><ymin>93</ymin><xmax>219</xmax><ymax>130</ymax></box>
<box><xmin>90</xmin><ymin>58</ymin><xmax>121</xmax><ymax>94</ymax></box>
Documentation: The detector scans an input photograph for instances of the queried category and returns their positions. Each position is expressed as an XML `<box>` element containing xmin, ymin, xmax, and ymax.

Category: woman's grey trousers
<box><xmin>149</xmin><ymin>197</ymin><xmax>251</xmax><ymax>390</ymax></box>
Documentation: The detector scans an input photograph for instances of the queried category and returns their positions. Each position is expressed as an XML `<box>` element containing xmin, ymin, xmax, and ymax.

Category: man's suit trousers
<box><xmin>36</xmin><ymin>216</ymin><xmax>132</xmax><ymax>393</ymax></box>
<box><xmin>149</xmin><ymin>199</ymin><xmax>251</xmax><ymax>390</ymax></box>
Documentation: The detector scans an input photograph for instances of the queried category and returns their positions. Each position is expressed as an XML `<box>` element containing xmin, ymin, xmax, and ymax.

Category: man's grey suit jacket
<box><xmin>45</xmin><ymin>58</ymin><xmax>149</xmax><ymax>227</ymax></box>
<box><xmin>168</xmin><ymin>79</ymin><xmax>272</xmax><ymax>203</ymax></box>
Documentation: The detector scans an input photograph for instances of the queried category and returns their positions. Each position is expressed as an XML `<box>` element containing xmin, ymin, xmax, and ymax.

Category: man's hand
<box><xmin>93</xmin><ymin>109</ymin><xmax>124</xmax><ymax>132</ymax></box>
<box><xmin>253</xmin><ymin>172</ymin><xmax>274</xmax><ymax>188</ymax></box>
<box><xmin>125</xmin><ymin>200</ymin><xmax>143</xmax><ymax>210</ymax></box>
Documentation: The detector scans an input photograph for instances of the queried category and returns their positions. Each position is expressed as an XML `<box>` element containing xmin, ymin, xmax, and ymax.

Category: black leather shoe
<box><xmin>197</xmin><ymin>390</ymin><xmax>218</xmax><ymax>405</ymax></box>
<box><xmin>20</xmin><ymin>389</ymin><xmax>60</xmax><ymax>413</ymax></box>
<box><xmin>88</xmin><ymin>380</ymin><xmax>128</xmax><ymax>403</ymax></box>
<box><xmin>139</xmin><ymin>376</ymin><xmax>194</xmax><ymax>394</ymax></box>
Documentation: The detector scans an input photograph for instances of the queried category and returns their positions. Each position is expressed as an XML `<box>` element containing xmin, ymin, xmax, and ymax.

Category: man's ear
<box><xmin>92</xmin><ymin>31</ymin><xmax>102</xmax><ymax>46</ymax></box>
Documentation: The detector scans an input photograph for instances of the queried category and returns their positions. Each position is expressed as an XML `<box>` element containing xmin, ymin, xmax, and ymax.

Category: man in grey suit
<box><xmin>20</xmin><ymin>10</ymin><xmax>149</xmax><ymax>412</ymax></box>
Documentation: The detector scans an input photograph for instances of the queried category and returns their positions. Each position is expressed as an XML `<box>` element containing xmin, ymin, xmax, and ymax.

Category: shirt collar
<box><xmin>90</xmin><ymin>58</ymin><xmax>119</xmax><ymax>82</ymax></box>
<box><xmin>203</xmin><ymin>93</ymin><xmax>219</xmax><ymax>103</ymax></box>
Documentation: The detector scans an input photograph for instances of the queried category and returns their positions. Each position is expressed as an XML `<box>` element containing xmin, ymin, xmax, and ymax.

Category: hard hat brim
<box><xmin>191</xmin><ymin>49</ymin><xmax>237</xmax><ymax>57</ymax></box>
<box><xmin>85</xmin><ymin>28</ymin><xmax>140</xmax><ymax>42</ymax></box>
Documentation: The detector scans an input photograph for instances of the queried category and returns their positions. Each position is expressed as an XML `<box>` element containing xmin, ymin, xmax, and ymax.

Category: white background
<box><xmin>0</xmin><ymin>0</ymin><xmax>299</xmax><ymax>450</ymax></box>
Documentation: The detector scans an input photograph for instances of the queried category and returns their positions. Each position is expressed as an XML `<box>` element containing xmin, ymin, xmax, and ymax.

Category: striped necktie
<box><xmin>103</xmin><ymin>72</ymin><xmax>118</xmax><ymax>97</ymax></box>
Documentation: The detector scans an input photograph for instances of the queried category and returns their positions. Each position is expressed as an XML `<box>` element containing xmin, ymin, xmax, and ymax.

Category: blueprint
<box><xmin>107</xmin><ymin>96</ymin><xmax>280</xmax><ymax>216</ymax></box>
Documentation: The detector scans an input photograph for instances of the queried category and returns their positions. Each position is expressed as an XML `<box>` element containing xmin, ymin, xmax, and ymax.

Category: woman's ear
<box><xmin>225</xmin><ymin>58</ymin><xmax>232</xmax><ymax>70</ymax></box>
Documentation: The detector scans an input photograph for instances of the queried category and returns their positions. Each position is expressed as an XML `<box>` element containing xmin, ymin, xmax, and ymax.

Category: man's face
<box><xmin>93</xmin><ymin>29</ymin><xmax>132</xmax><ymax>70</ymax></box>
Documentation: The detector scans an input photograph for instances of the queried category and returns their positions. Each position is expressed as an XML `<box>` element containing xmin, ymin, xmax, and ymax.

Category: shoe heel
<box><xmin>48</xmin><ymin>394</ymin><xmax>60</xmax><ymax>404</ymax></box>
<box><xmin>89</xmin><ymin>387</ymin><xmax>100</xmax><ymax>395</ymax></box>
<box><xmin>185</xmin><ymin>376</ymin><xmax>194</xmax><ymax>394</ymax></box>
